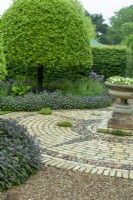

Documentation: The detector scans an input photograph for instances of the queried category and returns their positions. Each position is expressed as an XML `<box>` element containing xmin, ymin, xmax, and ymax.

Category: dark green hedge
<box><xmin>91</xmin><ymin>46</ymin><xmax>129</xmax><ymax>79</ymax></box>
<box><xmin>5</xmin><ymin>64</ymin><xmax>89</xmax><ymax>82</ymax></box>
<box><xmin>44</xmin><ymin>64</ymin><xmax>88</xmax><ymax>82</ymax></box>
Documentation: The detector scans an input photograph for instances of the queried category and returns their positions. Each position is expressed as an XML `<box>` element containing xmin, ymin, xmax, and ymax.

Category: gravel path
<box><xmin>1</xmin><ymin>165</ymin><xmax>133</xmax><ymax>200</ymax></box>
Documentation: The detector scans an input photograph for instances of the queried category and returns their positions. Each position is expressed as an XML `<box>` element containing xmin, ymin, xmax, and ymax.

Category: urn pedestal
<box><xmin>105</xmin><ymin>82</ymin><xmax>133</xmax><ymax>130</ymax></box>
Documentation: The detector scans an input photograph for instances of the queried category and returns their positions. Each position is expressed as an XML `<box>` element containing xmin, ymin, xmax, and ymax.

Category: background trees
<box><xmin>85</xmin><ymin>11</ymin><xmax>109</xmax><ymax>44</ymax></box>
<box><xmin>106</xmin><ymin>5</ymin><xmax>133</xmax><ymax>45</ymax></box>
<box><xmin>85</xmin><ymin>5</ymin><xmax>133</xmax><ymax>46</ymax></box>
<box><xmin>2</xmin><ymin>0</ymin><xmax>94</xmax><ymax>92</ymax></box>
<box><xmin>122</xmin><ymin>34</ymin><xmax>133</xmax><ymax>72</ymax></box>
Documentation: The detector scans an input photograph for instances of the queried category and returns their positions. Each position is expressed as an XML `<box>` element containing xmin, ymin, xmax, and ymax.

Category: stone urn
<box><xmin>105</xmin><ymin>81</ymin><xmax>133</xmax><ymax>130</ymax></box>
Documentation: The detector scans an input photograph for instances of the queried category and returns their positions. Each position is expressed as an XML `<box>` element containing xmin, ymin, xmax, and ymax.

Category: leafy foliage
<box><xmin>2</xmin><ymin>0</ymin><xmax>93</xmax><ymax>91</ymax></box>
<box><xmin>107</xmin><ymin>5</ymin><xmax>133</xmax><ymax>45</ymax></box>
<box><xmin>91</xmin><ymin>46</ymin><xmax>129</xmax><ymax>79</ymax></box>
<box><xmin>85</xmin><ymin>11</ymin><xmax>109</xmax><ymax>44</ymax></box>
<box><xmin>122</xmin><ymin>34</ymin><xmax>133</xmax><ymax>76</ymax></box>
<box><xmin>0</xmin><ymin>18</ymin><xmax>7</xmax><ymax>80</ymax></box>
<box><xmin>0</xmin><ymin>79</ymin><xmax>32</xmax><ymax>97</ymax></box>
<box><xmin>11</xmin><ymin>85</ymin><xmax>31</xmax><ymax>96</ymax></box>
<box><xmin>84</xmin><ymin>13</ymin><xmax>96</xmax><ymax>40</ymax></box>
<box><xmin>0</xmin><ymin>118</ymin><xmax>41</xmax><ymax>191</ymax></box>
<box><xmin>0</xmin><ymin>45</ymin><xmax>7</xmax><ymax>81</ymax></box>
<box><xmin>44</xmin><ymin>64</ymin><xmax>90</xmax><ymax>82</ymax></box>
<box><xmin>121</xmin><ymin>22</ymin><xmax>133</xmax><ymax>39</ymax></box>
<box><xmin>0</xmin><ymin>90</ymin><xmax>113</xmax><ymax>111</ymax></box>
<box><xmin>44</xmin><ymin>77</ymin><xmax>106</xmax><ymax>96</ymax></box>
<box><xmin>0</xmin><ymin>80</ymin><xmax>12</xmax><ymax>97</ymax></box>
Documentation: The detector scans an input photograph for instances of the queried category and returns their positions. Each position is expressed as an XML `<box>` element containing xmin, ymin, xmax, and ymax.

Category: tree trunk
<box><xmin>37</xmin><ymin>66</ymin><xmax>43</xmax><ymax>93</ymax></box>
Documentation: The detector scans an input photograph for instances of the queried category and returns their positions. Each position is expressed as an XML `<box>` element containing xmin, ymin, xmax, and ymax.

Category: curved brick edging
<box><xmin>1</xmin><ymin>109</ymin><xmax>133</xmax><ymax>179</ymax></box>
<box><xmin>42</xmin><ymin>155</ymin><xmax>131</xmax><ymax>179</ymax></box>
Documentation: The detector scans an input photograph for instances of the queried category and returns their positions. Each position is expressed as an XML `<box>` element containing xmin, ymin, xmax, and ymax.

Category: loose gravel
<box><xmin>1</xmin><ymin>165</ymin><xmax>133</xmax><ymax>200</ymax></box>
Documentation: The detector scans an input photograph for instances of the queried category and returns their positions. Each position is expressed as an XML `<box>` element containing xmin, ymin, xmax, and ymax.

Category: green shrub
<box><xmin>11</xmin><ymin>85</ymin><xmax>31</xmax><ymax>96</ymax></box>
<box><xmin>0</xmin><ymin>80</ymin><xmax>12</xmax><ymax>97</ymax></box>
<box><xmin>39</xmin><ymin>108</ymin><xmax>53</xmax><ymax>115</ymax></box>
<box><xmin>0</xmin><ymin>118</ymin><xmax>41</xmax><ymax>191</ymax></box>
<box><xmin>11</xmin><ymin>78</ymin><xmax>32</xmax><ymax>96</ymax></box>
<box><xmin>91</xmin><ymin>46</ymin><xmax>129</xmax><ymax>79</ymax></box>
<box><xmin>56</xmin><ymin>121</ymin><xmax>72</xmax><ymax>127</ymax></box>
<box><xmin>0</xmin><ymin>91</ymin><xmax>113</xmax><ymax>111</ymax></box>
<box><xmin>0</xmin><ymin>79</ymin><xmax>32</xmax><ymax>97</ymax></box>
<box><xmin>44</xmin><ymin>77</ymin><xmax>106</xmax><ymax>96</ymax></box>
<box><xmin>69</xmin><ymin>78</ymin><xmax>106</xmax><ymax>96</ymax></box>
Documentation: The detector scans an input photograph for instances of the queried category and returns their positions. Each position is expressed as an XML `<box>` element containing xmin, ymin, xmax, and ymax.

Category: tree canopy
<box><xmin>106</xmin><ymin>5</ymin><xmax>133</xmax><ymax>44</ymax></box>
<box><xmin>2</xmin><ymin>0</ymin><xmax>93</xmax><ymax>91</ymax></box>
<box><xmin>85</xmin><ymin>11</ymin><xmax>109</xmax><ymax>44</ymax></box>
<box><xmin>105</xmin><ymin>5</ymin><xmax>133</xmax><ymax>70</ymax></box>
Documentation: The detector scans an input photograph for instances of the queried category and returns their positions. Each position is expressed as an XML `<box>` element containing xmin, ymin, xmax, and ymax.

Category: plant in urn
<box><xmin>105</xmin><ymin>76</ymin><xmax>133</xmax><ymax>130</ymax></box>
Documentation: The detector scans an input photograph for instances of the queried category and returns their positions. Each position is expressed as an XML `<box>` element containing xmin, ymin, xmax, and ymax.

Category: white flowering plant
<box><xmin>107</xmin><ymin>76</ymin><xmax>133</xmax><ymax>86</ymax></box>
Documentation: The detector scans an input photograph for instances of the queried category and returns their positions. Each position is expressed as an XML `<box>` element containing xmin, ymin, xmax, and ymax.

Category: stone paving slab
<box><xmin>1</xmin><ymin>108</ymin><xmax>133</xmax><ymax>179</ymax></box>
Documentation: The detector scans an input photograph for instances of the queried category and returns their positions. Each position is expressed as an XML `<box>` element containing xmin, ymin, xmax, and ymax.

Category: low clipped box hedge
<box><xmin>0</xmin><ymin>118</ymin><xmax>41</xmax><ymax>191</ymax></box>
<box><xmin>91</xmin><ymin>46</ymin><xmax>129</xmax><ymax>79</ymax></box>
<box><xmin>0</xmin><ymin>90</ymin><xmax>113</xmax><ymax>111</ymax></box>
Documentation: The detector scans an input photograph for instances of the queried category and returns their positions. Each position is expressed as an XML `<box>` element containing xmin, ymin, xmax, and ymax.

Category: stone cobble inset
<box><xmin>1</xmin><ymin>109</ymin><xmax>133</xmax><ymax>179</ymax></box>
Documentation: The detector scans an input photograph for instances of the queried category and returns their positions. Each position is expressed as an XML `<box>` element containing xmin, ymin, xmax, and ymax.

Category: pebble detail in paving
<box><xmin>1</xmin><ymin>109</ymin><xmax>133</xmax><ymax>179</ymax></box>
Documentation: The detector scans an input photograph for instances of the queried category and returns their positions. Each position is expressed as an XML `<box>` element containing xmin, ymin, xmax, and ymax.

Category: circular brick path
<box><xmin>2</xmin><ymin>108</ymin><xmax>133</xmax><ymax>179</ymax></box>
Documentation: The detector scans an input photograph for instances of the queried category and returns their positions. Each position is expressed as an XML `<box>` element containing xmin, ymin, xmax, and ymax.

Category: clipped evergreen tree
<box><xmin>0</xmin><ymin>18</ymin><xmax>7</xmax><ymax>80</ymax></box>
<box><xmin>2</xmin><ymin>0</ymin><xmax>93</xmax><ymax>92</ymax></box>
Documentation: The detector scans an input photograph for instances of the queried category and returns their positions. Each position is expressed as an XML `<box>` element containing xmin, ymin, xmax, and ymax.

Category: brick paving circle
<box><xmin>2</xmin><ymin>108</ymin><xmax>133</xmax><ymax>179</ymax></box>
